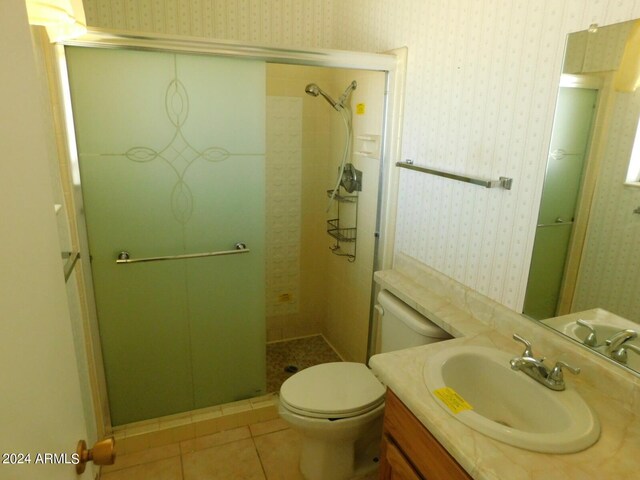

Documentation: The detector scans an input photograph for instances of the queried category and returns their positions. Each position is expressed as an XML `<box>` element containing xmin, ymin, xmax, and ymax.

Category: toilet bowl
<box><xmin>279</xmin><ymin>362</ymin><xmax>385</xmax><ymax>480</ymax></box>
<box><xmin>279</xmin><ymin>290</ymin><xmax>452</xmax><ymax>480</ymax></box>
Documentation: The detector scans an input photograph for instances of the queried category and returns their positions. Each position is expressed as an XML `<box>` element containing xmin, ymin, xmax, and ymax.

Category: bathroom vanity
<box><xmin>370</xmin><ymin>254</ymin><xmax>640</xmax><ymax>479</ymax></box>
<box><xmin>380</xmin><ymin>389</ymin><xmax>470</xmax><ymax>480</ymax></box>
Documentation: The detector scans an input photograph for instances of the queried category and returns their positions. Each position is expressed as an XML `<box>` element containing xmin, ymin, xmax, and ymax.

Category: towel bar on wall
<box><xmin>115</xmin><ymin>243</ymin><xmax>249</xmax><ymax>264</ymax></box>
<box><xmin>396</xmin><ymin>160</ymin><xmax>513</xmax><ymax>190</ymax></box>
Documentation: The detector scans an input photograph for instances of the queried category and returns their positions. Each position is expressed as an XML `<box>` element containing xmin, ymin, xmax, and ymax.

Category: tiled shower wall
<box><xmin>265</xmin><ymin>64</ymin><xmax>385</xmax><ymax>362</ymax></box>
<box><xmin>265</xmin><ymin>96</ymin><xmax>302</xmax><ymax>321</ymax></box>
<box><xmin>265</xmin><ymin>64</ymin><xmax>333</xmax><ymax>342</ymax></box>
<box><xmin>324</xmin><ymin>70</ymin><xmax>385</xmax><ymax>362</ymax></box>
<box><xmin>82</xmin><ymin>0</ymin><xmax>640</xmax><ymax>314</ymax></box>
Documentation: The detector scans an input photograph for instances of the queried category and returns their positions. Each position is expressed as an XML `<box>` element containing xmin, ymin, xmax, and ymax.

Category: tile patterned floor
<box><xmin>266</xmin><ymin>335</ymin><xmax>342</xmax><ymax>393</ymax></box>
<box><xmin>102</xmin><ymin>418</ymin><xmax>379</xmax><ymax>480</ymax></box>
<box><xmin>104</xmin><ymin>336</ymin><xmax>351</xmax><ymax>479</ymax></box>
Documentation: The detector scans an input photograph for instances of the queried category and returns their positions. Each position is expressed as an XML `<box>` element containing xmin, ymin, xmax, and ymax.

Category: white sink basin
<box><xmin>423</xmin><ymin>345</ymin><xmax>600</xmax><ymax>453</ymax></box>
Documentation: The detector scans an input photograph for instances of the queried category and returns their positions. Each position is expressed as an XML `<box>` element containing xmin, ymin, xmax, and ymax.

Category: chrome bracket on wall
<box><xmin>340</xmin><ymin>163</ymin><xmax>363</xmax><ymax>193</ymax></box>
<box><xmin>397</xmin><ymin>160</ymin><xmax>513</xmax><ymax>190</ymax></box>
<box><xmin>62</xmin><ymin>251</ymin><xmax>80</xmax><ymax>282</ymax></box>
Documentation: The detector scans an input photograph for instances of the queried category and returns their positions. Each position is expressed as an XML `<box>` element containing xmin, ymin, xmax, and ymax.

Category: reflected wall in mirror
<box><xmin>524</xmin><ymin>19</ymin><xmax>640</xmax><ymax>374</ymax></box>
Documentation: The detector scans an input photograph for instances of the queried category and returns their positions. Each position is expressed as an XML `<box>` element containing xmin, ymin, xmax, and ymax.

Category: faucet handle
<box><xmin>555</xmin><ymin>361</ymin><xmax>580</xmax><ymax>375</ymax></box>
<box><xmin>512</xmin><ymin>333</ymin><xmax>535</xmax><ymax>358</ymax></box>
<box><xmin>576</xmin><ymin>319</ymin><xmax>598</xmax><ymax>347</ymax></box>
<box><xmin>548</xmin><ymin>360</ymin><xmax>581</xmax><ymax>387</ymax></box>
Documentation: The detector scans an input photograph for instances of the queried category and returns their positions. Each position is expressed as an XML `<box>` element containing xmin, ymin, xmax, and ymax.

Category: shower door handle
<box><xmin>536</xmin><ymin>219</ymin><xmax>574</xmax><ymax>228</ymax></box>
<box><xmin>116</xmin><ymin>243</ymin><xmax>250</xmax><ymax>264</ymax></box>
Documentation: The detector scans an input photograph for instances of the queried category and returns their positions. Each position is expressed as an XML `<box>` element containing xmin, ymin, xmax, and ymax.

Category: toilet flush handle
<box><xmin>374</xmin><ymin>305</ymin><xmax>384</xmax><ymax>316</ymax></box>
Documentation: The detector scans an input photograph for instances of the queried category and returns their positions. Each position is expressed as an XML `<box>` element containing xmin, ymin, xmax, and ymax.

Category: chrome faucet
<box><xmin>509</xmin><ymin>334</ymin><xmax>580</xmax><ymax>391</ymax></box>
<box><xmin>605</xmin><ymin>329</ymin><xmax>638</xmax><ymax>355</ymax></box>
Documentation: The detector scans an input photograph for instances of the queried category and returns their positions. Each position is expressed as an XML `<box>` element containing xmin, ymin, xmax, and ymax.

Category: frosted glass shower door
<box><xmin>66</xmin><ymin>47</ymin><xmax>266</xmax><ymax>425</ymax></box>
<box><xmin>524</xmin><ymin>87</ymin><xmax>597</xmax><ymax>320</ymax></box>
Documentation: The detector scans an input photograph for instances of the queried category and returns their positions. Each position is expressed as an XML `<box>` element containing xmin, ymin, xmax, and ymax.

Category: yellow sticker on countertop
<box><xmin>433</xmin><ymin>387</ymin><xmax>473</xmax><ymax>414</ymax></box>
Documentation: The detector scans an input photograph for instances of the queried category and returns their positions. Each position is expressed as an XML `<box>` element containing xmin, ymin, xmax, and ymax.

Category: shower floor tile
<box><xmin>266</xmin><ymin>335</ymin><xmax>342</xmax><ymax>393</ymax></box>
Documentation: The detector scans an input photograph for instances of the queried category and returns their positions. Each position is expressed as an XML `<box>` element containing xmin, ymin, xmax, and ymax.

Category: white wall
<box><xmin>0</xmin><ymin>1</ymin><xmax>93</xmax><ymax>478</ymax></box>
<box><xmin>81</xmin><ymin>0</ymin><xmax>640</xmax><ymax>311</ymax></box>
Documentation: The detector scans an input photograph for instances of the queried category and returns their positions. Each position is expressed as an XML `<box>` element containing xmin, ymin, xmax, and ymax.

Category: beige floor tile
<box><xmin>249</xmin><ymin>418</ymin><xmax>289</xmax><ymax>437</ymax></box>
<box><xmin>102</xmin><ymin>443</ymin><xmax>181</xmax><ymax>474</ymax></box>
<box><xmin>101</xmin><ymin>456</ymin><xmax>182</xmax><ymax>480</ymax></box>
<box><xmin>253</xmin><ymin>428</ymin><xmax>304</xmax><ymax>480</ymax></box>
<box><xmin>182</xmin><ymin>438</ymin><xmax>266</xmax><ymax>480</ymax></box>
<box><xmin>118</xmin><ymin>433</ymin><xmax>151</xmax><ymax>455</ymax></box>
<box><xmin>180</xmin><ymin>426</ymin><xmax>251</xmax><ymax>454</ymax></box>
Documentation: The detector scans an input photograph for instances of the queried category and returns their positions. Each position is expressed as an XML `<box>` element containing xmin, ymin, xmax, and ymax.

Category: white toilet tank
<box><xmin>377</xmin><ymin>290</ymin><xmax>452</xmax><ymax>353</ymax></box>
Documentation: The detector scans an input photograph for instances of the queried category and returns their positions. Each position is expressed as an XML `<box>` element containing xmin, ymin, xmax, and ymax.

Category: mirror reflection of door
<box><xmin>524</xmin><ymin>85</ymin><xmax>598</xmax><ymax>320</ymax></box>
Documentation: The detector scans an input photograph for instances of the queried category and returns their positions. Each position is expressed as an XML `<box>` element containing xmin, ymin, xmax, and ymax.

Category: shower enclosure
<box><xmin>57</xmin><ymin>33</ymin><xmax>401</xmax><ymax>432</ymax></box>
<box><xmin>66</xmin><ymin>47</ymin><xmax>266</xmax><ymax>425</ymax></box>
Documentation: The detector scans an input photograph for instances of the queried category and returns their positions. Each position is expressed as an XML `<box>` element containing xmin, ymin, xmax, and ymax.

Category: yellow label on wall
<box><xmin>433</xmin><ymin>387</ymin><xmax>473</xmax><ymax>414</ymax></box>
<box><xmin>356</xmin><ymin>103</ymin><xmax>366</xmax><ymax>115</ymax></box>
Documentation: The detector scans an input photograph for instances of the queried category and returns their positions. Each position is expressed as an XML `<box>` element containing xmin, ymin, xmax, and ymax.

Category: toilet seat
<box><xmin>279</xmin><ymin>362</ymin><xmax>386</xmax><ymax>419</ymax></box>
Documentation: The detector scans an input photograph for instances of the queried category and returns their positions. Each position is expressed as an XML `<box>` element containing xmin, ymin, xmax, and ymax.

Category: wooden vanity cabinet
<box><xmin>380</xmin><ymin>389</ymin><xmax>472</xmax><ymax>480</ymax></box>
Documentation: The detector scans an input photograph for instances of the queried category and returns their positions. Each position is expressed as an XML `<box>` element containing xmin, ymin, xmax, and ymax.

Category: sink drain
<box><xmin>284</xmin><ymin>365</ymin><xmax>299</xmax><ymax>373</ymax></box>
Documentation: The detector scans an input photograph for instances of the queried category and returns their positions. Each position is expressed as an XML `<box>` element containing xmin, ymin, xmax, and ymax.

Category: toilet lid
<box><xmin>280</xmin><ymin>362</ymin><xmax>385</xmax><ymax>418</ymax></box>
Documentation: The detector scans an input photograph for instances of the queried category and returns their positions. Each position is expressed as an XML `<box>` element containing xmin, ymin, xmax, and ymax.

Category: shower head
<box><xmin>304</xmin><ymin>83</ymin><xmax>320</xmax><ymax>96</ymax></box>
<box><xmin>305</xmin><ymin>83</ymin><xmax>340</xmax><ymax>110</ymax></box>
<box><xmin>305</xmin><ymin>81</ymin><xmax>357</xmax><ymax>111</ymax></box>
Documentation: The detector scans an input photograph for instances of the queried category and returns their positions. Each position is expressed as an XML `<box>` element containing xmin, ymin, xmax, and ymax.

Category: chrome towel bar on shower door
<box><xmin>396</xmin><ymin>160</ymin><xmax>513</xmax><ymax>190</ymax></box>
<box><xmin>115</xmin><ymin>242</ymin><xmax>249</xmax><ymax>264</ymax></box>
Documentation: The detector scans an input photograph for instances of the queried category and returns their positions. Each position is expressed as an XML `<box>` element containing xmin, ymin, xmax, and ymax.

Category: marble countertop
<box><xmin>370</xmin><ymin>255</ymin><xmax>640</xmax><ymax>479</ymax></box>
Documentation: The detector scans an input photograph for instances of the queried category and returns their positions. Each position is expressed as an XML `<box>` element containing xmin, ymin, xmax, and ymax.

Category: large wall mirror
<box><xmin>524</xmin><ymin>19</ymin><xmax>640</xmax><ymax>374</ymax></box>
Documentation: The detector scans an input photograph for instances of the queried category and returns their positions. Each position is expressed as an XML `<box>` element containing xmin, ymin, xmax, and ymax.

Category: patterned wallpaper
<box><xmin>332</xmin><ymin>0</ymin><xmax>640</xmax><ymax>311</ymax></box>
<box><xmin>82</xmin><ymin>0</ymin><xmax>333</xmax><ymax>47</ymax></box>
<box><xmin>82</xmin><ymin>0</ymin><xmax>640</xmax><ymax>311</ymax></box>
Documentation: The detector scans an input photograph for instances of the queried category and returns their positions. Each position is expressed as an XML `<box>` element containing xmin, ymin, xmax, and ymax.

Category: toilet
<box><xmin>278</xmin><ymin>289</ymin><xmax>452</xmax><ymax>480</ymax></box>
